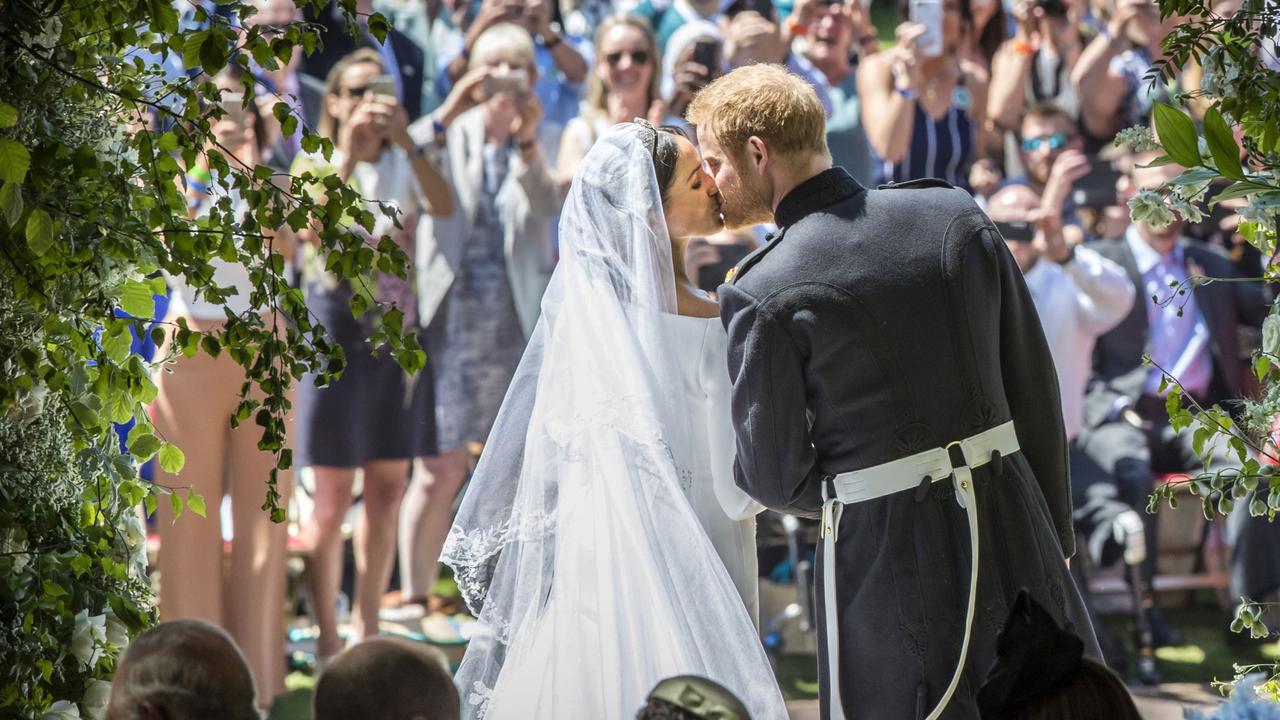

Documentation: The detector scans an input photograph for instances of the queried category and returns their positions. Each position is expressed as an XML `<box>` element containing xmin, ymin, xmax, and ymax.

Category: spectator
<box><xmin>635</xmin><ymin>675</ymin><xmax>752</xmax><ymax>720</ymax></box>
<box><xmin>976</xmin><ymin>591</ymin><xmax>1142</xmax><ymax>720</ymax></box>
<box><xmin>300</xmin><ymin>0</ymin><xmax>431</xmax><ymax>120</ymax></box>
<box><xmin>988</xmin><ymin>0</ymin><xmax>1083</xmax><ymax>135</ymax></box>
<box><xmin>439</xmin><ymin>0</ymin><xmax>590</xmax><ymax>164</ymax></box>
<box><xmin>967</xmin><ymin>0</ymin><xmax>1009</xmax><ymax>71</ymax></box>
<box><xmin>799</xmin><ymin>0</ymin><xmax>876</xmax><ymax>185</ymax></box>
<box><xmin>313</xmin><ymin>638</ymin><xmax>459</xmax><ymax>720</ymax></box>
<box><xmin>661</xmin><ymin>20</ymin><xmax>724</xmax><ymax>122</ymax></box>
<box><xmin>633</xmin><ymin>0</ymin><xmax>728</xmax><ymax>51</ymax></box>
<box><xmin>375</xmin><ymin>0</ymin><xmax>457</xmax><ymax>116</ymax></box>
<box><xmin>1007</xmin><ymin>102</ymin><xmax>1092</xmax><ymax>225</ymax></box>
<box><xmin>151</xmin><ymin>65</ymin><xmax>294</xmax><ymax>705</ymax></box>
<box><xmin>1071</xmin><ymin>0</ymin><xmax>1178</xmax><ymax>147</ymax></box>
<box><xmin>107</xmin><ymin>619</ymin><xmax>258</xmax><ymax>720</ymax></box>
<box><xmin>1078</xmin><ymin>154</ymin><xmax>1269</xmax><ymax>646</ymax></box>
<box><xmin>393</xmin><ymin>23</ymin><xmax>560</xmax><ymax>620</ymax></box>
<box><xmin>558</xmin><ymin>15</ymin><xmax>666</xmax><ymax>184</ymax></box>
<box><xmin>987</xmin><ymin>183</ymin><xmax>1133</xmax><ymax>445</ymax></box>
<box><xmin>858</xmin><ymin>0</ymin><xmax>990</xmax><ymax>189</ymax></box>
<box><xmin>244</xmin><ymin>0</ymin><xmax>326</xmax><ymax>171</ymax></box>
<box><xmin>292</xmin><ymin>47</ymin><xmax>453</xmax><ymax>660</ymax></box>
<box><xmin>721</xmin><ymin>1</ymin><xmax>834</xmax><ymax>116</ymax></box>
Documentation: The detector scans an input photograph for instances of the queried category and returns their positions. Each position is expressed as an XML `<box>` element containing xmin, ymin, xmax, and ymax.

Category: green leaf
<box><xmin>0</xmin><ymin>101</ymin><xmax>16</xmax><ymax>129</ymax></box>
<box><xmin>126</xmin><ymin>425</ymin><xmax>163</xmax><ymax>460</ymax></box>
<box><xmin>199</xmin><ymin>30</ymin><xmax>228</xmax><ymax>75</ymax></box>
<box><xmin>158</xmin><ymin>131</ymin><xmax>179</xmax><ymax>153</ymax></box>
<box><xmin>119</xmin><ymin>279</ymin><xmax>156</xmax><ymax>319</ymax></box>
<box><xmin>349</xmin><ymin>292</ymin><xmax>368</xmax><ymax>318</ymax></box>
<box><xmin>24</xmin><ymin>208</ymin><xmax>53</xmax><ymax>257</ymax></box>
<box><xmin>1152</xmin><ymin>102</ymin><xmax>1201</xmax><ymax>168</ymax></box>
<box><xmin>169</xmin><ymin>491</ymin><xmax>184</xmax><ymax>520</ymax></box>
<box><xmin>0</xmin><ymin>180</ymin><xmax>23</xmax><ymax>228</ymax></box>
<box><xmin>1255</xmin><ymin>354</ymin><xmax>1271</xmax><ymax>383</ymax></box>
<box><xmin>144</xmin><ymin>492</ymin><xmax>159</xmax><ymax>517</ymax></box>
<box><xmin>187</xmin><ymin>489</ymin><xmax>206</xmax><ymax>518</ymax></box>
<box><xmin>102</xmin><ymin>324</ymin><xmax>132</xmax><ymax>363</ymax></box>
<box><xmin>1203</xmin><ymin>107</ymin><xmax>1244</xmax><ymax>181</ymax></box>
<box><xmin>1211</xmin><ymin>181</ymin><xmax>1276</xmax><ymax>208</ymax></box>
<box><xmin>70</xmin><ymin>554</ymin><xmax>92</xmax><ymax>577</ymax></box>
<box><xmin>158</xmin><ymin>443</ymin><xmax>185</xmax><ymax>474</ymax></box>
<box><xmin>183</xmin><ymin>30</ymin><xmax>210</xmax><ymax>72</ymax></box>
<box><xmin>43</xmin><ymin>581</ymin><xmax>67</xmax><ymax>598</ymax></box>
<box><xmin>367</xmin><ymin>12</ymin><xmax>391</xmax><ymax>43</ymax></box>
<box><xmin>0</xmin><ymin>139</ymin><xmax>31</xmax><ymax>183</ymax></box>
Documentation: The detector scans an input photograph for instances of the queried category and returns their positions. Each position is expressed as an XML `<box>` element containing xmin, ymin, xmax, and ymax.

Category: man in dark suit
<box><xmin>1079</xmin><ymin>154</ymin><xmax>1270</xmax><ymax>643</ymax></box>
<box><xmin>693</xmin><ymin>64</ymin><xmax>1099</xmax><ymax>720</ymax></box>
<box><xmin>300</xmin><ymin>0</ymin><xmax>428</xmax><ymax>120</ymax></box>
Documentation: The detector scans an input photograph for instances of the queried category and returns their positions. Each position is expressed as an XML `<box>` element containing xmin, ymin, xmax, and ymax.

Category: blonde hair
<box><xmin>586</xmin><ymin>15</ymin><xmax>661</xmax><ymax>116</ymax></box>
<box><xmin>687</xmin><ymin>64</ymin><xmax>829</xmax><ymax>166</ymax></box>
<box><xmin>318</xmin><ymin>48</ymin><xmax>385</xmax><ymax>139</ymax></box>
<box><xmin>469</xmin><ymin>22</ymin><xmax>537</xmax><ymax>71</ymax></box>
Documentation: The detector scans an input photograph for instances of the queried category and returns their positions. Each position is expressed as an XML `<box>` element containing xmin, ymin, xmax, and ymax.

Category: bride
<box><xmin>440</xmin><ymin>121</ymin><xmax>788</xmax><ymax>719</ymax></box>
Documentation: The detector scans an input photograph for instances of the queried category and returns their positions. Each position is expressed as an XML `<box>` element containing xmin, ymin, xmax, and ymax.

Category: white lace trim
<box><xmin>442</xmin><ymin>508</ymin><xmax>557</xmax><ymax>614</ymax></box>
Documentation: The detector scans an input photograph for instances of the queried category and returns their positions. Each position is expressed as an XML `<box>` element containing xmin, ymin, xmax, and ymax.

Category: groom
<box><xmin>689</xmin><ymin>65</ymin><xmax>1100</xmax><ymax>719</ymax></box>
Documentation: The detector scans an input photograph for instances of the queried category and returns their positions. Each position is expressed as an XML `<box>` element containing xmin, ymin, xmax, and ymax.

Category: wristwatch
<box><xmin>1054</xmin><ymin>245</ymin><xmax>1077</xmax><ymax>265</ymax></box>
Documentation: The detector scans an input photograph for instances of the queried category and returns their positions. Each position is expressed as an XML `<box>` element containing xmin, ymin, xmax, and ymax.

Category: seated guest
<box><xmin>1078</xmin><ymin>153</ymin><xmax>1269</xmax><ymax>646</ymax></box>
<box><xmin>107</xmin><ymin>619</ymin><xmax>258</xmax><ymax>720</ymax></box>
<box><xmin>635</xmin><ymin>676</ymin><xmax>751</xmax><ymax>720</ymax></box>
<box><xmin>313</xmin><ymin>638</ymin><xmax>459</xmax><ymax>720</ymax></box>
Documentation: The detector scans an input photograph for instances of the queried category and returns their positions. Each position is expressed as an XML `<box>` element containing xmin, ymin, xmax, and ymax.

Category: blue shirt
<box><xmin>1125</xmin><ymin>226</ymin><xmax>1213</xmax><ymax>397</ymax></box>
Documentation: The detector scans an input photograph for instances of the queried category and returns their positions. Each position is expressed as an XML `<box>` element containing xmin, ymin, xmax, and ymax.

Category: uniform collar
<box><xmin>774</xmin><ymin>167</ymin><xmax>864</xmax><ymax>230</ymax></box>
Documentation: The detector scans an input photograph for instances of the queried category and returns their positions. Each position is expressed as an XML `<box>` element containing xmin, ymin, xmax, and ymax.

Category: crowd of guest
<box><xmin>134</xmin><ymin>0</ymin><xmax>1279</xmax><ymax>711</ymax></box>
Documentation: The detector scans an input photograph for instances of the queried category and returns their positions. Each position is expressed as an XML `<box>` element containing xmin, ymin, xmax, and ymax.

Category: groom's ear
<box><xmin>746</xmin><ymin>136</ymin><xmax>768</xmax><ymax>174</ymax></box>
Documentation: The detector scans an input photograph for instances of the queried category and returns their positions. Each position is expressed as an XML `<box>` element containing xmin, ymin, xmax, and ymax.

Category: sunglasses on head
<box><xmin>1020</xmin><ymin>132</ymin><xmax>1070</xmax><ymax>152</ymax></box>
<box><xmin>606</xmin><ymin>49</ymin><xmax>650</xmax><ymax>66</ymax></box>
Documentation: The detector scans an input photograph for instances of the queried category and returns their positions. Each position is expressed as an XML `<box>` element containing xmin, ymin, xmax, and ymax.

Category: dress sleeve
<box><xmin>702</xmin><ymin>322</ymin><xmax>767</xmax><ymax>522</ymax></box>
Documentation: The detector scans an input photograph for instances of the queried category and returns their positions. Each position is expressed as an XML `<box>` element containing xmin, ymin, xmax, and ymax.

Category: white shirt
<box><xmin>1124</xmin><ymin>226</ymin><xmax>1214</xmax><ymax>398</ymax></box>
<box><xmin>1023</xmin><ymin>245</ymin><xmax>1135</xmax><ymax>440</ymax></box>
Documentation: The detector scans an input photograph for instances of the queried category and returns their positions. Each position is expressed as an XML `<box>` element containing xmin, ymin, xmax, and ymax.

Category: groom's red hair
<box><xmin>687</xmin><ymin>64</ymin><xmax>829</xmax><ymax>166</ymax></box>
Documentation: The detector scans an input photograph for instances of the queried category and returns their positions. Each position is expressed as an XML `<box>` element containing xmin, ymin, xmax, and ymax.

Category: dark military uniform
<box><xmin>718</xmin><ymin>168</ymin><xmax>1100</xmax><ymax>719</ymax></box>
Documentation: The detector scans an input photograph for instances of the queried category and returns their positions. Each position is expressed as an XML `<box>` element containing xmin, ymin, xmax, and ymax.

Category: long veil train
<box><xmin>440</xmin><ymin>123</ymin><xmax>787</xmax><ymax>719</ymax></box>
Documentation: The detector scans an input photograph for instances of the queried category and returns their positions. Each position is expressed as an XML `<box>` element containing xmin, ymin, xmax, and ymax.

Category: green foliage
<box><xmin>1130</xmin><ymin>0</ymin><xmax>1280</xmax><ymax>694</ymax></box>
<box><xmin>0</xmin><ymin>0</ymin><xmax>411</xmax><ymax>716</ymax></box>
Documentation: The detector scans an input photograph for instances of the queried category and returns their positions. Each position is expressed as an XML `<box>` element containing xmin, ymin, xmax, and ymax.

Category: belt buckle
<box><xmin>945</xmin><ymin>439</ymin><xmax>967</xmax><ymax>470</ymax></box>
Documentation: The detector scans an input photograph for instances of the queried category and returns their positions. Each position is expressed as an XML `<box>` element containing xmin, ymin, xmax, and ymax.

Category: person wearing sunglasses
<box><xmin>558</xmin><ymin>15</ymin><xmax>666</xmax><ymax>185</ymax></box>
<box><xmin>1009</xmin><ymin>102</ymin><xmax>1092</xmax><ymax>224</ymax></box>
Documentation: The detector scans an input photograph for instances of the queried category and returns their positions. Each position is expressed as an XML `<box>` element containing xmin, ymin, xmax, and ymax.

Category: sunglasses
<box><xmin>605</xmin><ymin>49</ymin><xmax>650</xmax><ymax>66</ymax></box>
<box><xmin>1020</xmin><ymin>132</ymin><xmax>1070</xmax><ymax>152</ymax></box>
<box><xmin>340</xmin><ymin>85</ymin><xmax>370</xmax><ymax>98</ymax></box>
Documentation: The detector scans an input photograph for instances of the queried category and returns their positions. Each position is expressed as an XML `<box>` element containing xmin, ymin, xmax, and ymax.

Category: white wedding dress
<box><xmin>441</xmin><ymin>124</ymin><xmax>787</xmax><ymax>720</ymax></box>
<box><xmin>662</xmin><ymin>311</ymin><xmax>763</xmax><ymax>623</ymax></box>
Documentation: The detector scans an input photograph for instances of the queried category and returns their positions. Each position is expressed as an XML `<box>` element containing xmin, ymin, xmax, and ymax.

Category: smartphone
<box><xmin>698</xmin><ymin>244</ymin><xmax>752</xmax><ymax>292</ymax></box>
<box><xmin>726</xmin><ymin>0</ymin><xmax>776</xmax><ymax>20</ymax></box>
<box><xmin>483</xmin><ymin>69</ymin><xmax>530</xmax><ymax>97</ymax></box>
<box><xmin>220</xmin><ymin>92</ymin><xmax>247</xmax><ymax>124</ymax></box>
<box><xmin>1070</xmin><ymin>165</ymin><xmax>1123</xmax><ymax>210</ymax></box>
<box><xmin>910</xmin><ymin>0</ymin><xmax>944</xmax><ymax>57</ymax></box>
<box><xmin>993</xmin><ymin>219</ymin><xmax>1035</xmax><ymax>243</ymax></box>
<box><xmin>691</xmin><ymin>39</ymin><xmax>719</xmax><ymax>72</ymax></box>
<box><xmin>368</xmin><ymin>74</ymin><xmax>397</xmax><ymax>99</ymax></box>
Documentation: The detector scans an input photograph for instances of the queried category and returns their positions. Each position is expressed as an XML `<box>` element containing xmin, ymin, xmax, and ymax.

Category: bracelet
<box><xmin>1054</xmin><ymin>244</ymin><xmax>1076</xmax><ymax>265</ymax></box>
<box><xmin>1013</xmin><ymin>39</ymin><xmax>1036</xmax><ymax>56</ymax></box>
<box><xmin>785</xmin><ymin>17</ymin><xmax>806</xmax><ymax>36</ymax></box>
<box><xmin>541</xmin><ymin>32</ymin><xmax>562</xmax><ymax>49</ymax></box>
<box><xmin>518</xmin><ymin>137</ymin><xmax>537</xmax><ymax>153</ymax></box>
<box><xmin>895</xmin><ymin>85</ymin><xmax>917</xmax><ymax>101</ymax></box>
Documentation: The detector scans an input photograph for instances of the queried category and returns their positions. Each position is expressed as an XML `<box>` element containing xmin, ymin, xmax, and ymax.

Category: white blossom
<box><xmin>104</xmin><ymin>608</ymin><xmax>128</xmax><ymax>651</ymax></box>
<box><xmin>121</xmin><ymin>508</ymin><xmax>148</xmax><ymax>579</ymax></box>
<box><xmin>1263</xmin><ymin>315</ymin><xmax>1280</xmax><ymax>359</ymax></box>
<box><xmin>1240</xmin><ymin>201</ymin><xmax>1278</xmax><ymax>234</ymax></box>
<box><xmin>40</xmin><ymin>701</ymin><xmax>80</xmax><ymax>720</ymax></box>
<box><xmin>1128</xmin><ymin>190</ymin><xmax>1177</xmax><ymax>227</ymax></box>
<box><xmin>1114</xmin><ymin>126</ymin><xmax>1160</xmax><ymax>153</ymax></box>
<box><xmin>80</xmin><ymin>681</ymin><xmax>111</xmax><ymax>720</ymax></box>
<box><xmin>70</xmin><ymin>610</ymin><xmax>107</xmax><ymax>671</ymax></box>
<box><xmin>1169</xmin><ymin>194</ymin><xmax>1206</xmax><ymax>223</ymax></box>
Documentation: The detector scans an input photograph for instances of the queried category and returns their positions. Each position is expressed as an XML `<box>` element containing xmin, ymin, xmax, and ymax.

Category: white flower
<box><xmin>1114</xmin><ymin>126</ymin><xmax>1160</xmax><ymax>153</ymax></box>
<box><xmin>1128</xmin><ymin>190</ymin><xmax>1177</xmax><ymax>227</ymax></box>
<box><xmin>1263</xmin><ymin>315</ymin><xmax>1280</xmax><ymax>359</ymax></box>
<box><xmin>40</xmin><ymin>701</ymin><xmax>81</xmax><ymax>720</ymax></box>
<box><xmin>1240</xmin><ymin>200</ymin><xmax>1278</xmax><ymax>234</ymax></box>
<box><xmin>70</xmin><ymin>610</ymin><xmax>107</xmax><ymax>671</ymax></box>
<box><xmin>121</xmin><ymin>509</ymin><xmax>148</xmax><ymax>579</ymax></box>
<box><xmin>1168</xmin><ymin>194</ymin><xmax>1206</xmax><ymax>223</ymax></box>
<box><xmin>1171</xmin><ymin>179</ymin><xmax>1211</xmax><ymax>203</ymax></box>
<box><xmin>104</xmin><ymin>608</ymin><xmax>128</xmax><ymax>651</ymax></box>
<box><xmin>80</xmin><ymin>681</ymin><xmax>111</xmax><ymax>720</ymax></box>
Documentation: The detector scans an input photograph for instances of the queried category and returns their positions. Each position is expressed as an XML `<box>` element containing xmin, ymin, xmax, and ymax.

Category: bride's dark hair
<box><xmin>648</xmin><ymin>125</ymin><xmax>688</xmax><ymax>206</ymax></box>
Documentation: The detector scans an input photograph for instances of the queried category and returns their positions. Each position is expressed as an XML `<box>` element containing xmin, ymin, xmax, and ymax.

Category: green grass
<box><xmin>1099</xmin><ymin>605</ymin><xmax>1280</xmax><ymax>687</ymax></box>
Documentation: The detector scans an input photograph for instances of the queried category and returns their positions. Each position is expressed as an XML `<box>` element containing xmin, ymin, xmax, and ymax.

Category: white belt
<box><xmin>819</xmin><ymin>420</ymin><xmax>1019</xmax><ymax>720</ymax></box>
